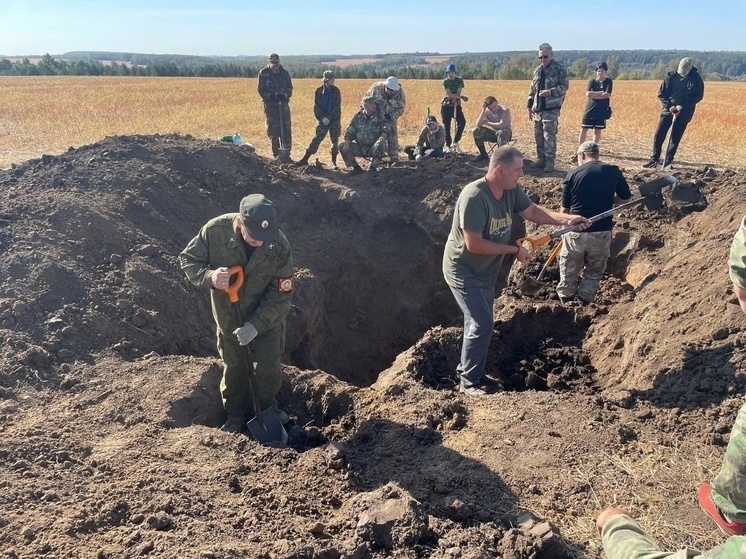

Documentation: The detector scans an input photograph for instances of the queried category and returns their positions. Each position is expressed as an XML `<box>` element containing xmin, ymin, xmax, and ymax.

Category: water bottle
<box><xmin>233</xmin><ymin>133</ymin><xmax>242</xmax><ymax>146</ymax></box>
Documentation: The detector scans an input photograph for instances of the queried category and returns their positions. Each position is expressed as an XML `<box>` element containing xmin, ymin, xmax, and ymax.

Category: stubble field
<box><xmin>1</xmin><ymin>76</ymin><xmax>745</xmax><ymax>170</ymax></box>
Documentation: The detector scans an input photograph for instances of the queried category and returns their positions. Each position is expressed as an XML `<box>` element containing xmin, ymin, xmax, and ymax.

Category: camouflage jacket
<box><xmin>179</xmin><ymin>214</ymin><xmax>294</xmax><ymax>337</ymax></box>
<box><xmin>730</xmin><ymin>216</ymin><xmax>746</xmax><ymax>289</ymax></box>
<box><xmin>257</xmin><ymin>64</ymin><xmax>293</xmax><ymax>103</ymax></box>
<box><xmin>364</xmin><ymin>81</ymin><xmax>406</xmax><ymax>120</ymax></box>
<box><xmin>344</xmin><ymin>108</ymin><xmax>389</xmax><ymax>147</ymax></box>
<box><xmin>527</xmin><ymin>60</ymin><xmax>568</xmax><ymax>112</ymax></box>
<box><xmin>601</xmin><ymin>513</ymin><xmax>746</xmax><ymax>559</ymax></box>
<box><xmin>416</xmin><ymin>124</ymin><xmax>446</xmax><ymax>150</ymax></box>
<box><xmin>313</xmin><ymin>84</ymin><xmax>342</xmax><ymax>122</ymax></box>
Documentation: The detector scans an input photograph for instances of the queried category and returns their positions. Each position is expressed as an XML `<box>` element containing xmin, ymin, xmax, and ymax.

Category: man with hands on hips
<box><xmin>442</xmin><ymin>146</ymin><xmax>590</xmax><ymax>396</ymax></box>
<box><xmin>180</xmin><ymin>194</ymin><xmax>295</xmax><ymax>433</ymax></box>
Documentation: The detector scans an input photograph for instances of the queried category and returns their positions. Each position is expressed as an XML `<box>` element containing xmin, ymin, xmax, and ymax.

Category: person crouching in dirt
<box><xmin>179</xmin><ymin>195</ymin><xmax>294</xmax><ymax>434</ymax></box>
<box><xmin>363</xmin><ymin>76</ymin><xmax>406</xmax><ymax>162</ymax></box>
<box><xmin>442</xmin><ymin>146</ymin><xmax>590</xmax><ymax>396</ymax></box>
<box><xmin>340</xmin><ymin>95</ymin><xmax>390</xmax><ymax>177</ymax></box>
<box><xmin>404</xmin><ymin>115</ymin><xmax>446</xmax><ymax>161</ymax></box>
<box><xmin>296</xmin><ymin>70</ymin><xmax>341</xmax><ymax>168</ymax></box>
<box><xmin>257</xmin><ymin>53</ymin><xmax>293</xmax><ymax>161</ymax></box>
<box><xmin>596</xmin><ymin>218</ymin><xmax>746</xmax><ymax>556</ymax></box>
<box><xmin>556</xmin><ymin>141</ymin><xmax>631</xmax><ymax>304</ymax></box>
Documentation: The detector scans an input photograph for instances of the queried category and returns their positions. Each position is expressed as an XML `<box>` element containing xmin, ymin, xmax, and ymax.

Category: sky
<box><xmin>0</xmin><ymin>0</ymin><xmax>743</xmax><ymax>57</ymax></box>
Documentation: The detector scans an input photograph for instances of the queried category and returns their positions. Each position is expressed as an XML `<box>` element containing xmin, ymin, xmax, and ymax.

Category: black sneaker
<box><xmin>348</xmin><ymin>166</ymin><xmax>364</xmax><ymax>177</ymax></box>
<box><xmin>642</xmin><ymin>159</ymin><xmax>658</xmax><ymax>169</ymax></box>
<box><xmin>470</xmin><ymin>154</ymin><xmax>489</xmax><ymax>164</ymax></box>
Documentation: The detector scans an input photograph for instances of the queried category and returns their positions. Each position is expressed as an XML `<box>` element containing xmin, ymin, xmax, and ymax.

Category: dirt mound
<box><xmin>1</xmin><ymin>135</ymin><xmax>745</xmax><ymax>558</ymax></box>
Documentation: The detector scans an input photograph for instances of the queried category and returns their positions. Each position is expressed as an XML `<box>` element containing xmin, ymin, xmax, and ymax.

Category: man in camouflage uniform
<box><xmin>257</xmin><ymin>53</ymin><xmax>293</xmax><ymax>159</ymax></box>
<box><xmin>596</xmin><ymin>217</ymin><xmax>746</xmax><ymax>556</ymax></box>
<box><xmin>340</xmin><ymin>95</ymin><xmax>390</xmax><ymax>176</ymax></box>
<box><xmin>180</xmin><ymin>194</ymin><xmax>294</xmax><ymax>433</ymax></box>
<box><xmin>404</xmin><ymin>115</ymin><xmax>446</xmax><ymax>160</ymax></box>
<box><xmin>526</xmin><ymin>43</ymin><xmax>568</xmax><ymax>173</ymax></box>
<box><xmin>296</xmin><ymin>70</ymin><xmax>342</xmax><ymax>168</ymax></box>
<box><xmin>363</xmin><ymin>76</ymin><xmax>406</xmax><ymax>162</ymax></box>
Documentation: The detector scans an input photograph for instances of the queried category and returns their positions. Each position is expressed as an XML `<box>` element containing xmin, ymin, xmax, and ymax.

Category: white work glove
<box><xmin>415</xmin><ymin>154</ymin><xmax>422</xmax><ymax>161</ymax></box>
<box><xmin>321</xmin><ymin>117</ymin><xmax>330</xmax><ymax>126</ymax></box>
<box><xmin>233</xmin><ymin>322</ymin><xmax>258</xmax><ymax>346</ymax></box>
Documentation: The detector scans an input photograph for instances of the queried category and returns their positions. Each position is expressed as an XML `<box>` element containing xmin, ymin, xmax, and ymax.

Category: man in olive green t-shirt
<box><xmin>442</xmin><ymin>146</ymin><xmax>590</xmax><ymax>395</ymax></box>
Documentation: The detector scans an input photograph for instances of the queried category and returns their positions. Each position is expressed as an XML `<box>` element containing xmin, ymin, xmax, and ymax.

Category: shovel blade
<box><xmin>519</xmin><ymin>277</ymin><xmax>548</xmax><ymax>296</ymax></box>
<box><xmin>246</xmin><ymin>408</ymin><xmax>288</xmax><ymax>445</ymax></box>
<box><xmin>638</xmin><ymin>174</ymin><xmax>677</xmax><ymax>197</ymax></box>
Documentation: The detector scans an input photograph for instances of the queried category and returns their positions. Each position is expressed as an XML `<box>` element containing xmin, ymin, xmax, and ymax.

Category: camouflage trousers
<box><xmin>601</xmin><ymin>513</ymin><xmax>745</xmax><ymax>558</ymax></box>
<box><xmin>556</xmin><ymin>230</ymin><xmax>611</xmax><ymax>302</ymax></box>
<box><xmin>306</xmin><ymin>119</ymin><xmax>341</xmax><ymax>156</ymax></box>
<box><xmin>712</xmin><ymin>398</ymin><xmax>746</xmax><ymax>520</ymax></box>
<box><xmin>263</xmin><ymin>102</ymin><xmax>292</xmax><ymax>157</ymax></box>
<box><xmin>533</xmin><ymin>108</ymin><xmax>560</xmax><ymax>164</ymax></box>
<box><xmin>387</xmin><ymin>118</ymin><xmax>400</xmax><ymax>161</ymax></box>
<box><xmin>340</xmin><ymin>138</ymin><xmax>387</xmax><ymax>168</ymax></box>
<box><xmin>217</xmin><ymin>323</ymin><xmax>285</xmax><ymax>421</ymax></box>
<box><xmin>472</xmin><ymin>127</ymin><xmax>513</xmax><ymax>152</ymax></box>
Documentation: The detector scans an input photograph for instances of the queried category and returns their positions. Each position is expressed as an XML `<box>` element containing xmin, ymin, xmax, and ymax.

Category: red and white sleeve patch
<box><xmin>278</xmin><ymin>277</ymin><xmax>294</xmax><ymax>293</ymax></box>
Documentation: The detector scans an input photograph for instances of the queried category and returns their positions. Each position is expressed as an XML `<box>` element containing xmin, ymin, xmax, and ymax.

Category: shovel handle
<box><xmin>515</xmin><ymin>233</ymin><xmax>553</xmax><ymax>252</ymax></box>
<box><xmin>224</xmin><ymin>265</ymin><xmax>244</xmax><ymax>304</ymax></box>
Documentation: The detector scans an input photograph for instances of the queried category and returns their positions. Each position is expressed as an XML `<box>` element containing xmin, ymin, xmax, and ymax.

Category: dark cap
<box><xmin>239</xmin><ymin>194</ymin><xmax>279</xmax><ymax>241</ymax></box>
<box><xmin>268</xmin><ymin>53</ymin><xmax>280</xmax><ymax>63</ymax></box>
<box><xmin>426</xmin><ymin>115</ymin><xmax>437</xmax><ymax>125</ymax></box>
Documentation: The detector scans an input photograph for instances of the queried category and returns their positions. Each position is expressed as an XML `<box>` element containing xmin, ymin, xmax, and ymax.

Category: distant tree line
<box><xmin>1</xmin><ymin>50</ymin><xmax>744</xmax><ymax>81</ymax></box>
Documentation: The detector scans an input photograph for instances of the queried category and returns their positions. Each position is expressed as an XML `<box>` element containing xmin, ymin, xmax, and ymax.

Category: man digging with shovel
<box><xmin>443</xmin><ymin>145</ymin><xmax>590</xmax><ymax>396</ymax></box>
<box><xmin>180</xmin><ymin>194</ymin><xmax>294</xmax><ymax>437</ymax></box>
<box><xmin>556</xmin><ymin>141</ymin><xmax>632</xmax><ymax>304</ymax></box>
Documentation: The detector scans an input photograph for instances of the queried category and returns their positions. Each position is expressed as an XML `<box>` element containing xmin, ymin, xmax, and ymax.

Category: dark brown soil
<box><xmin>1</xmin><ymin>134</ymin><xmax>744</xmax><ymax>558</ymax></box>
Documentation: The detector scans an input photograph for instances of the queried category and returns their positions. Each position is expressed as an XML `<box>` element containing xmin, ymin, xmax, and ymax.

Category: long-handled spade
<box><xmin>277</xmin><ymin>101</ymin><xmax>292</xmax><ymax>163</ymax></box>
<box><xmin>516</xmin><ymin>175</ymin><xmax>678</xmax><ymax>254</ymax></box>
<box><xmin>225</xmin><ymin>265</ymin><xmax>288</xmax><ymax>445</ymax></box>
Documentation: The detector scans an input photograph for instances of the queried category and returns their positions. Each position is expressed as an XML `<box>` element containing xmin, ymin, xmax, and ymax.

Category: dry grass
<box><xmin>1</xmin><ymin>76</ymin><xmax>744</xmax><ymax>169</ymax></box>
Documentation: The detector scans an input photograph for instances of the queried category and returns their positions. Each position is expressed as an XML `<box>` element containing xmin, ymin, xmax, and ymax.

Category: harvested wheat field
<box><xmin>0</xmin><ymin>76</ymin><xmax>745</xmax><ymax>559</ymax></box>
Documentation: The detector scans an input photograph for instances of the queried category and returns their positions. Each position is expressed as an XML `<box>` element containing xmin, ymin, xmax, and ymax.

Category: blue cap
<box><xmin>446</xmin><ymin>63</ymin><xmax>456</xmax><ymax>73</ymax></box>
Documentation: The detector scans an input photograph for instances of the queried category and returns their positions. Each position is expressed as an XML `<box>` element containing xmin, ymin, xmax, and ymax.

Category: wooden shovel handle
<box><xmin>224</xmin><ymin>265</ymin><xmax>244</xmax><ymax>304</ymax></box>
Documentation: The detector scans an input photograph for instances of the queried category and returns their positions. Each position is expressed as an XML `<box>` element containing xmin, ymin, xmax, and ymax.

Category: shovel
<box><xmin>519</xmin><ymin>240</ymin><xmax>563</xmax><ymax>296</ymax></box>
<box><xmin>658</xmin><ymin>111</ymin><xmax>678</xmax><ymax>171</ymax></box>
<box><xmin>516</xmin><ymin>175</ymin><xmax>678</xmax><ymax>253</ymax></box>
<box><xmin>225</xmin><ymin>265</ymin><xmax>288</xmax><ymax>445</ymax></box>
<box><xmin>277</xmin><ymin>101</ymin><xmax>291</xmax><ymax>163</ymax></box>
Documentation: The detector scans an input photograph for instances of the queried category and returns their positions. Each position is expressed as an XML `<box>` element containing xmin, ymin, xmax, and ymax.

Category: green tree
<box><xmin>569</xmin><ymin>58</ymin><xmax>590</xmax><ymax>79</ymax></box>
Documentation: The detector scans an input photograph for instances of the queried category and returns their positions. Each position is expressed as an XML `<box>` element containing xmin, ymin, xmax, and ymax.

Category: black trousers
<box><xmin>651</xmin><ymin>110</ymin><xmax>693</xmax><ymax>163</ymax></box>
<box><xmin>441</xmin><ymin>104</ymin><xmax>466</xmax><ymax>145</ymax></box>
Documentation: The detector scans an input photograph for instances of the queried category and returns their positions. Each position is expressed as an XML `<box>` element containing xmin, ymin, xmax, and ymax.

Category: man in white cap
<box><xmin>643</xmin><ymin>57</ymin><xmax>704</xmax><ymax>169</ymax></box>
<box><xmin>296</xmin><ymin>70</ymin><xmax>342</xmax><ymax>168</ymax></box>
<box><xmin>363</xmin><ymin>76</ymin><xmax>407</xmax><ymax>162</ymax></box>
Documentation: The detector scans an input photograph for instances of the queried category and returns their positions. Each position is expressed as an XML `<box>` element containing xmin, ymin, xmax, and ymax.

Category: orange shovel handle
<box><xmin>224</xmin><ymin>265</ymin><xmax>244</xmax><ymax>304</ymax></box>
<box><xmin>515</xmin><ymin>233</ymin><xmax>553</xmax><ymax>253</ymax></box>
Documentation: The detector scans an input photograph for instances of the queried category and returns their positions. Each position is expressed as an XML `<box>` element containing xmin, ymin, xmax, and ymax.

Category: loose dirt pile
<box><xmin>1</xmin><ymin>135</ymin><xmax>745</xmax><ymax>559</ymax></box>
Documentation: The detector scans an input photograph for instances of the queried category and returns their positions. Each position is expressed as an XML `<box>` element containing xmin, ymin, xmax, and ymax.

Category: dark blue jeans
<box><xmin>449</xmin><ymin>284</ymin><xmax>496</xmax><ymax>387</ymax></box>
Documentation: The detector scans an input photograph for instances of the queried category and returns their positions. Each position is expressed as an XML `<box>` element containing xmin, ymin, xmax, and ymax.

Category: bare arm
<box><xmin>735</xmin><ymin>284</ymin><xmax>746</xmax><ymax>315</ymax></box>
<box><xmin>444</xmin><ymin>87</ymin><xmax>463</xmax><ymax>101</ymax></box>
<box><xmin>463</xmin><ymin>229</ymin><xmax>530</xmax><ymax>263</ymax></box>
<box><xmin>520</xmin><ymin>203</ymin><xmax>591</xmax><ymax>228</ymax></box>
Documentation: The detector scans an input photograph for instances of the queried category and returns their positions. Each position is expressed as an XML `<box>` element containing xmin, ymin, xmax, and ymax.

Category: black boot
<box><xmin>331</xmin><ymin>148</ymin><xmax>339</xmax><ymax>169</ymax></box>
<box><xmin>295</xmin><ymin>150</ymin><xmax>311</xmax><ymax>166</ymax></box>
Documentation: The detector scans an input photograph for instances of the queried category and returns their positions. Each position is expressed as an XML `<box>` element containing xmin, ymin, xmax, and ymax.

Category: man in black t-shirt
<box><xmin>557</xmin><ymin>141</ymin><xmax>632</xmax><ymax>304</ymax></box>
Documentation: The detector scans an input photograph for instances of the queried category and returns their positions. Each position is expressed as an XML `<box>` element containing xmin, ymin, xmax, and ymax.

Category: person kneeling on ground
<box><xmin>404</xmin><ymin>115</ymin><xmax>446</xmax><ymax>161</ymax></box>
<box><xmin>340</xmin><ymin>95</ymin><xmax>390</xmax><ymax>177</ymax></box>
<box><xmin>471</xmin><ymin>96</ymin><xmax>512</xmax><ymax>165</ymax></box>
